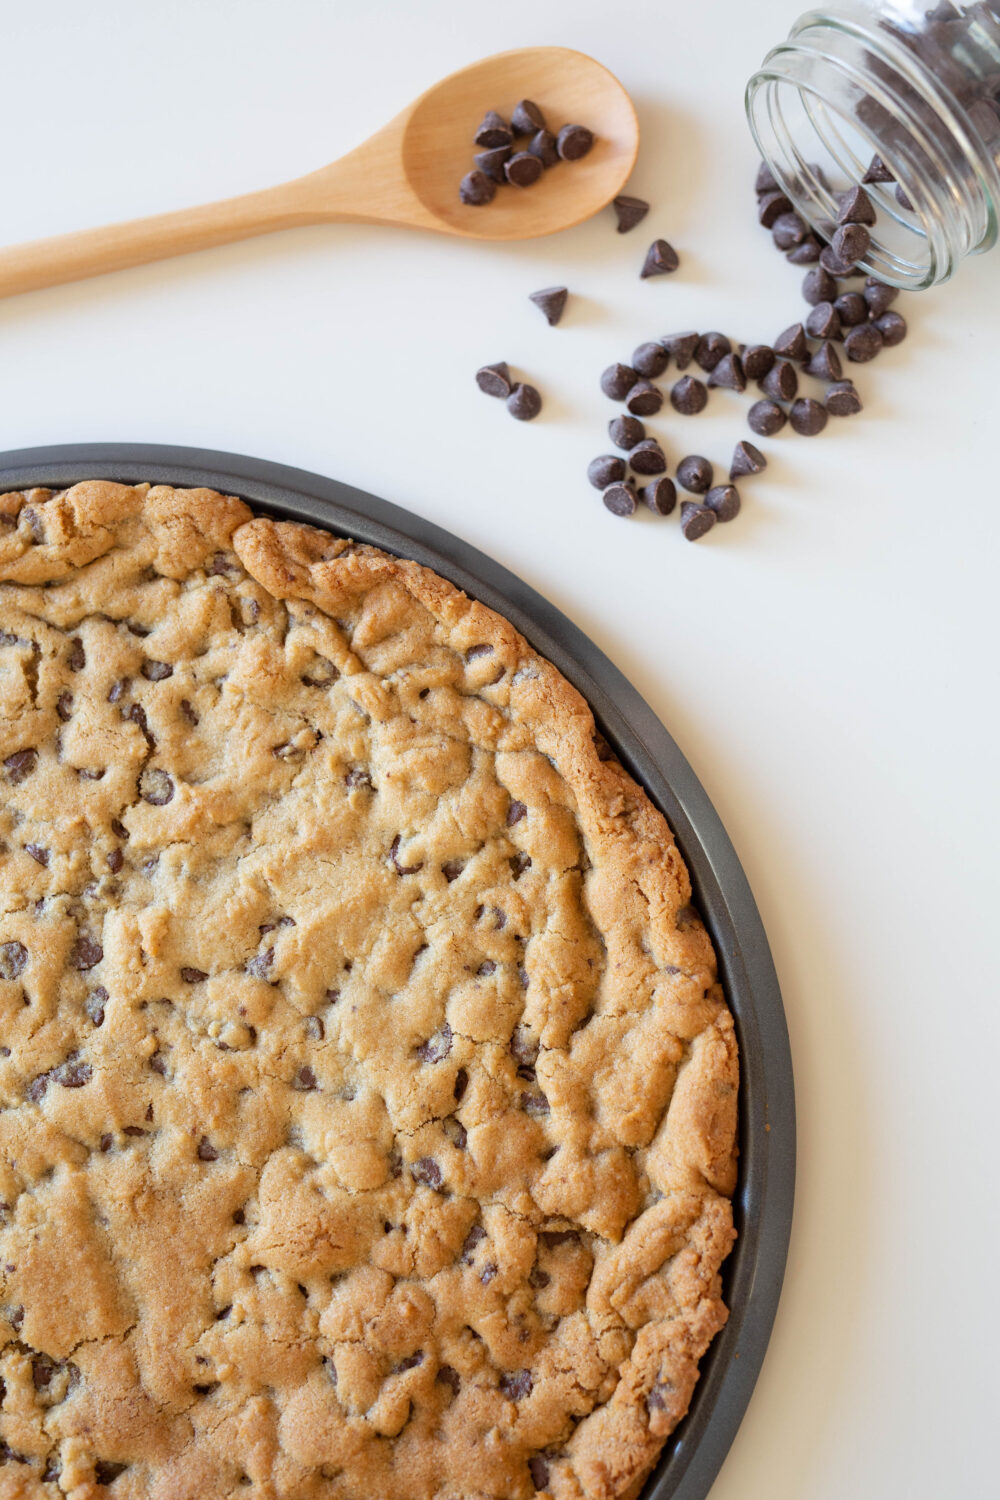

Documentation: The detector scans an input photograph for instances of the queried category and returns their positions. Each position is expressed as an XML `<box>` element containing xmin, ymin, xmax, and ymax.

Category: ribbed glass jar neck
<box><xmin>747</xmin><ymin>5</ymin><xmax>1000</xmax><ymax>287</ymax></box>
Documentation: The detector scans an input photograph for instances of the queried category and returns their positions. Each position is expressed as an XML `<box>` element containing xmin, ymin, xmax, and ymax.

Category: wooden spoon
<box><xmin>0</xmin><ymin>47</ymin><xmax>638</xmax><ymax>301</ymax></box>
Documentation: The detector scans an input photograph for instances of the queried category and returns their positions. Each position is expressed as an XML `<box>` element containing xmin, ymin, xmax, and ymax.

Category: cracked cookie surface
<box><xmin>0</xmin><ymin>483</ymin><xmax>738</xmax><ymax>1500</ymax></box>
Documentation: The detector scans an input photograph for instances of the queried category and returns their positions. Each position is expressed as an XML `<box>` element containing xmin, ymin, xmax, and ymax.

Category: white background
<box><xmin>1</xmin><ymin>2</ymin><xmax>997</xmax><ymax>1497</ymax></box>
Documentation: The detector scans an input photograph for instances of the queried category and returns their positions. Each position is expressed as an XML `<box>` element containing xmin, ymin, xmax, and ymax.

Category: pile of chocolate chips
<box><xmin>460</xmin><ymin>100</ymin><xmax>594</xmax><ymax>205</ymax></box>
<box><xmin>587</xmin><ymin>162</ymin><xmax>907</xmax><ymax>538</ymax></box>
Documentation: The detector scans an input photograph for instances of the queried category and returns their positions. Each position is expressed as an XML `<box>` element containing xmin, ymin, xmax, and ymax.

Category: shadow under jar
<box><xmin>746</xmin><ymin>2</ymin><xmax>1000</xmax><ymax>287</ymax></box>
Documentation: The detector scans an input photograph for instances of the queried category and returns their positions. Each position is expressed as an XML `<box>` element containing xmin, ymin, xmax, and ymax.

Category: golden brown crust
<box><xmin>0</xmin><ymin>483</ymin><xmax>737</xmax><ymax>1499</ymax></box>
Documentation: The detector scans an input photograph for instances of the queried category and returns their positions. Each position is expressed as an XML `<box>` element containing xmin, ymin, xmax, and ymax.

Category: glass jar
<box><xmin>746</xmin><ymin>2</ymin><xmax>1000</xmax><ymax>287</ymax></box>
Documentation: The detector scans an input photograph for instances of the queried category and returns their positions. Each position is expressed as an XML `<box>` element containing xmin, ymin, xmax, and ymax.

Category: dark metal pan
<box><xmin>0</xmin><ymin>443</ymin><xmax>795</xmax><ymax>1500</ymax></box>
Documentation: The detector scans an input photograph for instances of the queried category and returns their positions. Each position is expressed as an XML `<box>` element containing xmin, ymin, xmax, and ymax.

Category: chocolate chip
<box><xmin>557</xmin><ymin>123</ymin><xmax>593</xmax><ymax>160</ymax></box>
<box><xmin>106</xmin><ymin>849</ymin><xmax>124</xmax><ymax>874</ymax></box>
<box><xmin>834</xmin><ymin>291</ymin><xmax>868</xmax><ymax>326</ymax></box>
<box><xmin>608</xmin><ymin>414</ymin><xmax>645</xmax><ymax>449</ymax></box>
<box><xmin>755</xmin><ymin>160</ymin><xmax>780</xmax><ymax>194</ymax></box>
<box><xmin>628</xmin><ymin>439</ymin><xmax>667</xmax><ymax>476</ymax></box>
<box><xmin>500</xmin><ymin>1369</ymin><xmax>533</xmax><ymax>1401</ymax></box>
<box><xmin>762</xmin><ymin>359</ymin><xmax>798</xmax><ymax>402</ymax></box>
<box><xmin>475</xmin><ymin>146</ymin><xmax>511</xmax><ymax>183</ymax></box>
<box><xmin>642</xmin><ymin>477</ymin><xmax>677</xmax><ymax>515</ymax></box>
<box><xmin>196</xmin><ymin>1137</ymin><xmax>218</xmax><ymax>1162</ymax></box>
<box><xmin>389</xmin><ymin>835</ymin><xmax>423</xmax><ymax>875</ymax></box>
<box><xmin>613</xmin><ymin>194</ymin><xmax>649</xmax><ymax>232</ymax></box>
<box><xmin>774</xmin><ymin>323</ymin><xmax>808</xmax><ymax>362</ymax></box>
<box><xmin>786</xmin><ymin>235</ymin><xmax>822</xmax><ymax>264</ymax></box>
<box><xmin>246</xmin><ymin>948</ymin><xmax>274</xmax><ymax>979</ymax></box>
<box><xmin>806</xmin><ymin>341</ymin><xmax>843</xmax><ymax>381</ymax></box>
<box><xmin>67</xmin><ymin>638</ymin><xmax>85</xmax><ymax>671</ymax></box>
<box><xmin>26</xmin><ymin>843</ymin><xmax>49</xmax><ymax>867</ymax></box>
<box><xmin>459</xmin><ymin>170</ymin><xmax>495</xmax><ymax>206</ymax></box>
<box><xmin>676</xmin><ymin>455</ymin><xmax>713</xmax><ymax>494</ymax></box>
<box><xmin>55</xmin><ymin>691</ymin><xmax>73</xmax><ymax>722</ymax></box>
<box><xmin>895</xmin><ymin>183</ymin><xmax>915</xmax><ymax>211</ymax></box>
<box><xmin>600</xmin><ymin>363</ymin><xmax>638</xmax><ymax>400</ymax></box>
<box><xmin>4</xmin><ymin>749</ymin><xmax>37</xmax><ymax>784</ymax></box>
<box><xmin>441</xmin><ymin>859</ymin><xmax>464</xmax><ymax>882</ymax></box>
<box><xmin>875</xmin><ymin>310</ymin><xmax>907</xmax><ymax>346</ymax></box>
<box><xmin>837</xmin><ymin>189</ymin><xmax>874</xmax><ymax>231</ymax></box>
<box><xmin>507</xmin><ymin>383</ymin><xmax>542</xmax><ymax>420</ymax></box>
<box><xmin>602</xmin><ymin>482</ymin><xmax>637</xmax><ymax>518</ymax></box>
<box><xmin>443</xmin><ymin>1114</ymin><xmax>467</xmax><ymax>1149</ymax></box>
<box><xmin>680</xmin><ymin>501</ymin><xmax>716</xmax><ymax>541</ymax></box>
<box><xmin>742</xmin><ymin>345</ymin><xmax>775</xmax><ymax>382</ymax></box>
<box><xmin>705</xmin><ymin>485</ymin><xmax>740</xmax><ymax>522</ymax></box>
<box><xmin>454</xmin><ymin>1068</ymin><xmax>469</xmax><ymax>1101</ymax></box>
<box><xmin>789</xmin><ymin>397</ymin><xmax>828</xmax><ymax>435</ymax></box>
<box><xmin>529</xmin><ymin>286</ymin><xmax>567</xmax><ymax>325</ymax></box>
<box><xmin>803</xmin><ymin>266</ymin><xmax>838</xmax><ymax>305</ymax></box>
<box><xmin>54</xmin><ymin>1058</ymin><xmax>92</xmax><ymax>1088</ymax></box>
<box><xmin>474</xmin><ymin>111</ymin><xmax>512</xmax><ymax>149</ymax></box>
<box><xmin>528</xmin><ymin>130</ymin><xmax>559</xmax><ymax>167</ymax></box>
<box><xmin>180</xmin><ymin>966</ymin><xmax>207</xmax><ymax>983</ymax></box>
<box><xmin>730</xmin><ymin>440</ymin><xmax>767</xmax><ymax>479</ymax></box>
<box><xmin>707</xmin><ymin>353</ymin><xmax>746</xmax><ymax>392</ymax></box>
<box><xmin>632</xmin><ymin>341</ymin><xmax>669</xmax><ymax>378</ymax></box>
<box><xmin>640</xmin><ymin>239</ymin><xmax>679</xmax><ymax>277</ymax></box>
<box><xmin>345</xmin><ymin>766</ymin><xmax>375</xmax><ymax>790</ymax></box>
<box><xmin>511</xmin><ymin>99</ymin><xmax>545</xmax><ymax>135</ymax></box>
<box><xmin>806</xmin><ymin>302</ymin><xmax>841</xmax><ymax>340</ymax></box>
<box><xmin>587</xmin><ymin>455</ymin><xmax>626</xmax><ymax>489</ymax></box>
<box><xmin>863</xmin><ymin>154</ymin><xmax>895</xmax><ymax>183</ymax></box>
<box><xmin>529</xmin><ymin>1454</ymin><xmax>550</xmax><ymax>1490</ymax></box>
<box><xmin>625</xmin><ymin>380</ymin><xmax>663</xmax><ymax>417</ymax></box>
<box><xmin>507</xmin><ymin>799</ymin><xmax>527</xmax><ymax>825</ymax></box>
<box><xmin>772</xmin><ymin>211</ymin><xmax>807</xmax><ymax>250</ymax></box>
<box><xmin>663</xmin><ymin>331</ymin><xmax>699</xmax><ymax>369</ymax></box>
<box><xmin>694</xmin><ymin>332</ymin><xmax>731</xmax><ymax>372</ymax></box>
<box><xmin>107</xmin><ymin>678</ymin><xmax>129</xmax><ymax>703</ymax></box>
<box><xmin>844</xmin><ymin>322</ymin><xmax>883</xmax><ymax>362</ymax></box>
<box><xmin>180</xmin><ymin>699</ymin><xmax>199</xmax><ymax>725</ymax></box>
<box><xmin>437</xmin><ymin>1364</ymin><xmax>461</xmax><ymax>1395</ymax></box>
<box><xmin>70</xmin><ymin>937</ymin><xmax>103</xmax><ymax>970</ymax></box>
<box><xmin>139</xmin><ymin>768</ymin><xmax>174</xmax><ymax>805</ymax></box>
<box><xmin>505</xmin><ymin>152</ymin><xmax>543</xmax><ymax>187</ymax></box>
<box><xmin>748</xmin><ymin>399</ymin><xmax>787</xmax><ymax>436</ymax></box>
<box><xmin>417</xmin><ymin>1023</ymin><xmax>453</xmax><ymax>1063</ymax></box>
<box><xmin>521</xmin><ymin>1088</ymin><xmax>549</xmax><ymax>1116</ymax></box>
<box><xmin>758</xmin><ymin>190</ymin><xmax>793</xmax><ymax>226</ymax></box>
<box><xmin>863</xmin><ymin>277</ymin><xmax>898</xmax><ymax>317</ymax></box>
<box><xmin>831</xmin><ymin>222</ymin><xmax>871</xmax><ymax>266</ymax></box>
<box><xmin>0</xmin><ymin>941</ymin><xmax>27</xmax><ymax>981</ymax></box>
<box><xmin>86</xmin><ymin>988</ymin><xmax>107</xmax><ymax>1027</ymax></box>
<box><xmin>411</xmin><ymin>1157</ymin><xmax>443</xmax><ymax>1189</ymax></box>
<box><xmin>528</xmin><ymin>1266</ymin><xmax>551</xmax><ymax>1289</ymax></box>
<box><xmin>820</xmin><ymin>244</ymin><xmax>857</xmax><ymax>277</ymax></box>
<box><xmin>670</xmin><ymin>375</ymin><xmax>708</xmax><ymax>414</ymax></box>
<box><xmin>141</xmin><ymin>660</ymin><xmax>173</xmax><ymax>681</ymax></box>
<box><xmin>293</xmin><ymin>1065</ymin><xmax>317</xmax><ymax>1091</ymax></box>
<box><xmin>825</xmin><ymin>380</ymin><xmax>863</xmax><ymax>416</ymax></box>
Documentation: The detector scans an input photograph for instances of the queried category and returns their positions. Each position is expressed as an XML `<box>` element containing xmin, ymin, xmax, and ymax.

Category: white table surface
<box><xmin>2</xmin><ymin>2</ymin><xmax>997</xmax><ymax>1496</ymax></box>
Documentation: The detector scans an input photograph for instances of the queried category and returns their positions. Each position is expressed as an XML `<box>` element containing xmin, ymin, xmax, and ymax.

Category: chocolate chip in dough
<box><xmin>632</xmin><ymin>341</ymin><xmax>669</xmax><ymax>378</ymax></box>
<box><xmin>529</xmin><ymin>286</ymin><xmax>568</xmax><ymax>325</ymax></box>
<box><xmin>476</xmin><ymin>362</ymin><xmax>512</xmax><ymax>398</ymax></box>
<box><xmin>557</xmin><ymin>123</ymin><xmax>594</xmax><ymax>160</ymax></box>
<box><xmin>748</xmin><ymin>399</ymin><xmax>787</xmax><ymax>436</ymax></box>
<box><xmin>507</xmin><ymin>383</ymin><xmax>542</xmax><ymax>420</ymax></box>
<box><xmin>600</xmin><ymin>362</ymin><xmax>639</xmax><ymax>400</ymax></box>
<box><xmin>670</xmin><ymin>375</ymin><xmax>708</xmax><ymax>414</ymax></box>
<box><xmin>608</xmin><ymin>414</ymin><xmax>645</xmax><ymax>449</ymax></box>
<box><xmin>613</xmin><ymin>195</ymin><xmax>649</xmax><ymax>232</ymax></box>
<box><xmin>511</xmin><ymin>99</ymin><xmax>545</xmax><ymax>135</ymax></box>
<box><xmin>587</xmin><ymin>455</ymin><xmax>627</xmax><ymax>489</ymax></box>
<box><xmin>825</xmin><ymin>380</ymin><xmax>863</xmax><ymax>416</ymax></box>
<box><xmin>642</xmin><ymin>477</ymin><xmax>677</xmax><ymax>514</ymax></box>
<box><xmin>676</xmin><ymin>455</ymin><xmax>713</xmax><ymax>494</ymax></box>
<box><xmin>628</xmin><ymin>439</ymin><xmax>667</xmax><ymax>475</ymax></box>
<box><xmin>789</xmin><ymin>397</ymin><xmax>828</xmax><ymax>435</ymax></box>
<box><xmin>474</xmin><ymin>111</ymin><xmax>513</xmax><ymax>149</ymax></box>
<box><xmin>528</xmin><ymin>130</ymin><xmax>559</xmax><ymax>167</ymax></box>
<box><xmin>705</xmin><ymin>484</ymin><xmax>741</xmax><ymax>521</ymax></box>
<box><xmin>625</xmin><ymin>380</ymin><xmax>663</xmax><ymax>417</ymax></box>
<box><xmin>460</xmin><ymin>170</ymin><xmax>496</xmax><ymax>206</ymax></box>
<box><xmin>475</xmin><ymin>147</ymin><xmax>511</xmax><ymax>183</ymax></box>
<box><xmin>602</xmin><ymin>482</ymin><xmax>637</xmax><ymax>517</ymax></box>
<box><xmin>680</xmin><ymin>501</ymin><xmax>716</xmax><ymax>541</ymax></box>
<box><xmin>730</xmin><ymin>440</ymin><xmax>767</xmax><ymax>479</ymax></box>
<box><xmin>505</xmin><ymin>152</ymin><xmax>543</xmax><ymax>187</ymax></box>
<box><xmin>640</xmin><ymin>239</ymin><xmax>679</xmax><ymax>277</ymax></box>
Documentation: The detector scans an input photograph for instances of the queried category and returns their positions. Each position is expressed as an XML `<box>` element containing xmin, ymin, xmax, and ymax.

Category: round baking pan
<box><xmin>0</xmin><ymin>443</ymin><xmax>794</xmax><ymax>1500</ymax></box>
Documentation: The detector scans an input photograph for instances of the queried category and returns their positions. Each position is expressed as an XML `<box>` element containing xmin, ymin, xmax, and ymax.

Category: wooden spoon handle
<box><xmin>0</xmin><ymin>179</ymin><xmax>323</xmax><ymax>300</ymax></box>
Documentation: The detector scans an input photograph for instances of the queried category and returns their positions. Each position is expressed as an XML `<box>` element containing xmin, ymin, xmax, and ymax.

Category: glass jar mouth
<box><xmin>746</xmin><ymin>13</ymin><xmax>999</xmax><ymax>290</ymax></box>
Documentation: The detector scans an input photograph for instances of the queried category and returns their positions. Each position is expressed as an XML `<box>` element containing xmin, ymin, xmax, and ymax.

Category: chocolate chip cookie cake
<box><xmin>0</xmin><ymin>482</ymin><xmax>738</xmax><ymax>1500</ymax></box>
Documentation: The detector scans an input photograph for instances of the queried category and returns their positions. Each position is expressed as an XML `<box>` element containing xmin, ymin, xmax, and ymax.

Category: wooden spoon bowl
<box><xmin>0</xmin><ymin>47</ymin><xmax>638</xmax><ymax>300</ymax></box>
